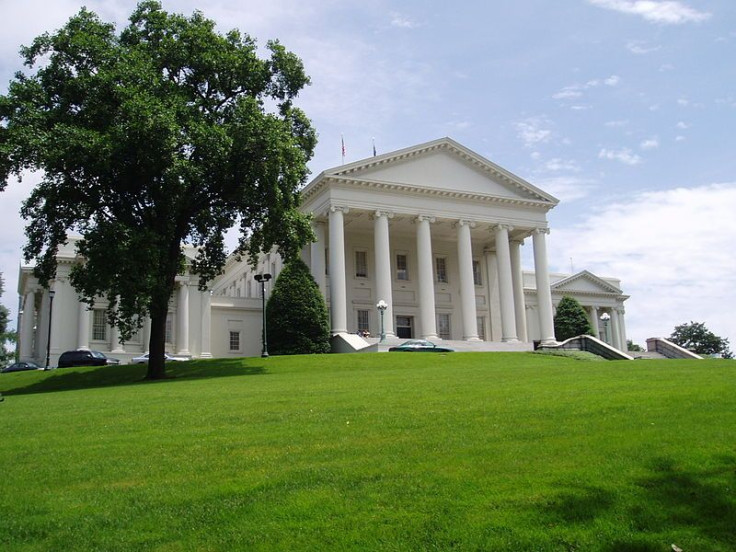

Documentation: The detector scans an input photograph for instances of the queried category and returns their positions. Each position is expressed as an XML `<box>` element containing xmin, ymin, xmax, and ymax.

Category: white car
<box><xmin>130</xmin><ymin>352</ymin><xmax>191</xmax><ymax>365</ymax></box>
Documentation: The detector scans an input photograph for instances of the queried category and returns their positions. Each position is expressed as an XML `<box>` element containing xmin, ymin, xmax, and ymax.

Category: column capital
<box><xmin>455</xmin><ymin>219</ymin><xmax>477</xmax><ymax>229</ymax></box>
<box><xmin>492</xmin><ymin>223</ymin><xmax>514</xmax><ymax>233</ymax></box>
<box><xmin>533</xmin><ymin>227</ymin><xmax>550</xmax><ymax>235</ymax></box>
<box><xmin>371</xmin><ymin>210</ymin><xmax>394</xmax><ymax>220</ymax></box>
<box><xmin>415</xmin><ymin>215</ymin><xmax>436</xmax><ymax>224</ymax></box>
<box><xmin>510</xmin><ymin>238</ymin><xmax>525</xmax><ymax>246</ymax></box>
<box><xmin>330</xmin><ymin>205</ymin><xmax>350</xmax><ymax>215</ymax></box>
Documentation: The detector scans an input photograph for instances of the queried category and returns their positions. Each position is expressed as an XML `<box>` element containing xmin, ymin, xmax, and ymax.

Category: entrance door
<box><xmin>395</xmin><ymin>316</ymin><xmax>414</xmax><ymax>339</ymax></box>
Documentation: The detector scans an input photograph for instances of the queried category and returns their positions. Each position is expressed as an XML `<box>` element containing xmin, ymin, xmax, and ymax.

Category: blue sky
<box><xmin>1</xmin><ymin>0</ymin><xmax>735</xmax><ymax>349</ymax></box>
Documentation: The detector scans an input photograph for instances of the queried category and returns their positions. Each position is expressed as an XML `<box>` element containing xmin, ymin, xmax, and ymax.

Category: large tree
<box><xmin>669</xmin><ymin>321</ymin><xmax>732</xmax><ymax>359</ymax></box>
<box><xmin>0</xmin><ymin>273</ymin><xmax>15</xmax><ymax>365</ymax></box>
<box><xmin>0</xmin><ymin>1</ymin><xmax>316</xmax><ymax>378</ymax></box>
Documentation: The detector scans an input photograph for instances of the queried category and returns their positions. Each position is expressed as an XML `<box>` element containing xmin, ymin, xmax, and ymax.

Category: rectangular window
<box><xmin>473</xmin><ymin>260</ymin><xmax>482</xmax><ymax>286</ymax></box>
<box><xmin>477</xmin><ymin>316</ymin><xmax>486</xmax><ymax>341</ymax></box>
<box><xmin>355</xmin><ymin>250</ymin><xmax>368</xmax><ymax>278</ymax></box>
<box><xmin>229</xmin><ymin>331</ymin><xmax>241</xmax><ymax>351</ymax></box>
<box><xmin>357</xmin><ymin>310</ymin><xmax>370</xmax><ymax>334</ymax></box>
<box><xmin>438</xmin><ymin>313</ymin><xmax>451</xmax><ymax>340</ymax></box>
<box><xmin>92</xmin><ymin>309</ymin><xmax>107</xmax><ymax>341</ymax></box>
<box><xmin>165</xmin><ymin>313</ymin><xmax>173</xmax><ymax>344</ymax></box>
<box><xmin>395</xmin><ymin>315</ymin><xmax>413</xmax><ymax>339</ymax></box>
<box><xmin>435</xmin><ymin>257</ymin><xmax>448</xmax><ymax>283</ymax></box>
<box><xmin>396</xmin><ymin>254</ymin><xmax>409</xmax><ymax>281</ymax></box>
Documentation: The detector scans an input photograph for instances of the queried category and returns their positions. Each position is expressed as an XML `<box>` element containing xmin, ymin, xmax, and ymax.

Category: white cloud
<box><xmin>626</xmin><ymin>40</ymin><xmax>661</xmax><ymax>54</ymax></box>
<box><xmin>515</xmin><ymin>117</ymin><xmax>553</xmax><ymax>148</ymax></box>
<box><xmin>676</xmin><ymin>121</ymin><xmax>689</xmax><ymax>129</ymax></box>
<box><xmin>587</xmin><ymin>0</ymin><xmax>711</xmax><ymax>25</ymax></box>
<box><xmin>554</xmin><ymin>74</ymin><xmax>620</xmax><ymax>102</ymax></box>
<box><xmin>390</xmin><ymin>12</ymin><xmax>422</xmax><ymax>29</ymax></box>
<box><xmin>677</xmin><ymin>98</ymin><xmax>689</xmax><ymax>106</ymax></box>
<box><xmin>549</xmin><ymin>183</ymin><xmax>736</xmax><ymax>346</ymax></box>
<box><xmin>675</xmin><ymin>135</ymin><xmax>686</xmax><ymax>141</ymax></box>
<box><xmin>604</xmin><ymin>75</ymin><xmax>620</xmax><ymax>86</ymax></box>
<box><xmin>553</xmin><ymin>87</ymin><xmax>583</xmax><ymax>100</ymax></box>
<box><xmin>598</xmin><ymin>148</ymin><xmax>642</xmax><ymax>165</ymax></box>
<box><xmin>659</xmin><ymin>63</ymin><xmax>675</xmax><ymax>72</ymax></box>
<box><xmin>544</xmin><ymin>158</ymin><xmax>582</xmax><ymax>172</ymax></box>
<box><xmin>640</xmin><ymin>137</ymin><xmax>659</xmax><ymax>150</ymax></box>
<box><xmin>605</xmin><ymin>119</ymin><xmax>629</xmax><ymax>127</ymax></box>
<box><xmin>533</xmin><ymin>176</ymin><xmax>595</xmax><ymax>202</ymax></box>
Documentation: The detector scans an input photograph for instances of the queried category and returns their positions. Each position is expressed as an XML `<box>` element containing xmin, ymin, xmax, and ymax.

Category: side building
<box><xmin>16</xmin><ymin>138</ymin><xmax>629</xmax><ymax>364</ymax></box>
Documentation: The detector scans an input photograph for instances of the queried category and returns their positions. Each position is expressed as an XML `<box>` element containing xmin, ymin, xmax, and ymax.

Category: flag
<box><xmin>372</xmin><ymin>137</ymin><xmax>377</xmax><ymax>157</ymax></box>
<box><xmin>341</xmin><ymin>134</ymin><xmax>346</xmax><ymax>161</ymax></box>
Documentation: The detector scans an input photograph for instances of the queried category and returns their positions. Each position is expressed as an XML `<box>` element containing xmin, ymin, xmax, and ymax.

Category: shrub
<box><xmin>266</xmin><ymin>258</ymin><xmax>330</xmax><ymax>355</ymax></box>
<box><xmin>554</xmin><ymin>295</ymin><xmax>594</xmax><ymax>342</ymax></box>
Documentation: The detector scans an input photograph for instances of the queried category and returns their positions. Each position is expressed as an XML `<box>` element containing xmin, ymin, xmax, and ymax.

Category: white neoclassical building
<box><xmin>16</xmin><ymin>138</ymin><xmax>629</xmax><ymax>364</ymax></box>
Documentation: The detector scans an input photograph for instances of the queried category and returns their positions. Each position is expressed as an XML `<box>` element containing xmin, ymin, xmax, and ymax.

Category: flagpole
<box><xmin>372</xmin><ymin>137</ymin><xmax>376</xmax><ymax>157</ymax></box>
<box><xmin>341</xmin><ymin>134</ymin><xmax>345</xmax><ymax>165</ymax></box>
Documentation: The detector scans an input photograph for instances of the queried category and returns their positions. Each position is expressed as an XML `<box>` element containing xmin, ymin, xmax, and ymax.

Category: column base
<box><xmin>501</xmin><ymin>337</ymin><xmax>520</xmax><ymax>343</ymax></box>
<box><xmin>111</xmin><ymin>347</ymin><xmax>125</xmax><ymax>354</ymax></box>
<box><xmin>177</xmin><ymin>349</ymin><xmax>190</xmax><ymax>356</ymax></box>
<box><xmin>199</xmin><ymin>352</ymin><xmax>213</xmax><ymax>358</ymax></box>
<box><xmin>422</xmin><ymin>334</ymin><xmax>439</xmax><ymax>341</ymax></box>
<box><xmin>464</xmin><ymin>336</ymin><xmax>482</xmax><ymax>342</ymax></box>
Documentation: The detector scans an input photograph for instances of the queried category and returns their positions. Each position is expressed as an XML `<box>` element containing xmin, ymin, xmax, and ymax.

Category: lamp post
<box><xmin>377</xmin><ymin>300</ymin><xmax>388</xmax><ymax>342</ymax></box>
<box><xmin>45</xmin><ymin>289</ymin><xmax>56</xmax><ymax>370</ymax></box>
<box><xmin>254</xmin><ymin>273</ymin><xmax>272</xmax><ymax>358</ymax></box>
<box><xmin>600</xmin><ymin>312</ymin><xmax>611</xmax><ymax>344</ymax></box>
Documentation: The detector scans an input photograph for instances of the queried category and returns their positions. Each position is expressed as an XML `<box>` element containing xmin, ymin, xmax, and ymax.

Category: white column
<box><xmin>457</xmin><ymin>220</ymin><xmax>480</xmax><ymax>341</ymax></box>
<box><xmin>618</xmin><ymin>307</ymin><xmax>628</xmax><ymax>349</ymax></box>
<box><xmin>484</xmin><ymin>250</ymin><xmax>502</xmax><ymax>342</ymax></box>
<box><xmin>374</xmin><ymin>211</ymin><xmax>395</xmax><ymax>338</ymax></box>
<box><xmin>143</xmin><ymin>317</ymin><xmax>152</xmax><ymax>352</ymax></box>
<box><xmin>329</xmin><ymin>206</ymin><xmax>348</xmax><ymax>334</ymax></box>
<box><xmin>416</xmin><ymin>215</ymin><xmax>438</xmax><ymax>340</ymax></box>
<box><xmin>77</xmin><ymin>301</ymin><xmax>90</xmax><ymax>350</ymax></box>
<box><xmin>509</xmin><ymin>239</ymin><xmax>528</xmax><ymax>342</ymax></box>
<box><xmin>494</xmin><ymin>224</ymin><xmax>518</xmax><ymax>342</ymax></box>
<box><xmin>590</xmin><ymin>306</ymin><xmax>600</xmax><ymax>340</ymax></box>
<box><xmin>177</xmin><ymin>281</ymin><xmax>190</xmax><ymax>354</ymax></box>
<box><xmin>532</xmin><ymin>228</ymin><xmax>557</xmax><ymax>345</ymax></box>
<box><xmin>200</xmin><ymin>290</ymin><xmax>212</xmax><ymax>358</ymax></box>
<box><xmin>111</xmin><ymin>299</ymin><xmax>125</xmax><ymax>353</ymax></box>
<box><xmin>20</xmin><ymin>291</ymin><xmax>36</xmax><ymax>360</ymax></box>
<box><xmin>611</xmin><ymin>308</ymin><xmax>623</xmax><ymax>350</ymax></box>
<box><xmin>310</xmin><ymin>221</ymin><xmax>327</xmax><ymax>299</ymax></box>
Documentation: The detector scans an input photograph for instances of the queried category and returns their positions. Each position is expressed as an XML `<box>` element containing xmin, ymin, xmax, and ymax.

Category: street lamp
<box><xmin>600</xmin><ymin>312</ymin><xmax>610</xmax><ymax>344</ymax></box>
<box><xmin>254</xmin><ymin>273</ymin><xmax>272</xmax><ymax>358</ymax></box>
<box><xmin>45</xmin><ymin>289</ymin><xmax>56</xmax><ymax>370</ymax></box>
<box><xmin>377</xmin><ymin>300</ymin><xmax>388</xmax><ymax>342</ymax></box>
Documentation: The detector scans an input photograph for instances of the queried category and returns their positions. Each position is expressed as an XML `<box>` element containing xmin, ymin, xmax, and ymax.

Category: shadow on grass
<box><xmin>1</xmin><ymin>357</ymin><xmax>266</xmax><ymax>397</ymax></box>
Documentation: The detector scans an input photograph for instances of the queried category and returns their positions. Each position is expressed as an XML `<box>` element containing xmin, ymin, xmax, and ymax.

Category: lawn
<box><xmin>0</xmin><ymin>353</ymin><xmax>734</xmax><ymax>551</ymax></box>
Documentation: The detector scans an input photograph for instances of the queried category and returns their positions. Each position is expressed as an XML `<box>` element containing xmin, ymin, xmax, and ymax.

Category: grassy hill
<box><xmin>1</xmin><ymin>353</ymin><xmax>734</xmax><ymax>551</ymax></box>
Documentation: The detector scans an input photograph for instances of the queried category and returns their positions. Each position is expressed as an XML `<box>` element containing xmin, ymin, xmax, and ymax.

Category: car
<box><xmin>2</xmin><ymin>361</ymin><xmax>44</xmax><ymax>373</ymax></box>
<box><xmin>130</xmin><ymin>352</ymin><xmax>191</xmax><ymax>365</ymax></box>
<box><xmin>388</xmin><ymin>339</ymin><xmax>455</xmax><ymax>353</ymax></box>
<box><xmin>57</xmin><ymin>350</ymin><xmax>121</xmax><ymax>368</ymax></box>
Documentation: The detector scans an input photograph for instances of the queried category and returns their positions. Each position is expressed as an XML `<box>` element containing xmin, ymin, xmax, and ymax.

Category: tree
<box><xmin>0</xmin><ymin>2</ymin><xmax>316</xmax><ymax>378</ymax></box>
<box><xmin>669</xmin><ymin>321</ymin><xmax>732</xmax><ymax>359</ymax></box>
<box><xmin>0</xmin><ymin>273</ymin><xmax>15</xmax><ymax>365</ymax></box>
<box><xmin>627</xmin><ymin>339</ymin><xmax>643</xmax><ymax>352</ymax></box>
<box><xmin>553</xmin><ymin>296</ymin><xmax>594</xmax><ymax>342</ymax></box>
<box><xmin>266</xmin><ymin>258</ymin><xmax>330</xmax><ymax>355</ymax></box>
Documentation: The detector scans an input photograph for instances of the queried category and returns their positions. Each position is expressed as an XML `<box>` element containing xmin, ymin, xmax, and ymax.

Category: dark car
<box><xmin>388</xmin><ymin>339</ymin><xmax>455</xmax><ymax>353</ymax></box>
<box><xmin>2</xmin><ymin>361</ymin><xmax>43</xmax><ymax>373</ymax></box>
<box><xmin>57</xmin><ymin>350</ymin><xmax>121</xmax><ymax>368</ymax></box>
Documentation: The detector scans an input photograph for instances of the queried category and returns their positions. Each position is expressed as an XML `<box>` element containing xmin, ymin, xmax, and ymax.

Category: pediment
<box><xmin>307</xmin><ymin>137</ymin><xmax>558</xmax><ymax>206</ymax></box>
<box><xmin>551</xmin><ymin>270</ymin><xmax>622</xmax><ymax>295</ymax></box>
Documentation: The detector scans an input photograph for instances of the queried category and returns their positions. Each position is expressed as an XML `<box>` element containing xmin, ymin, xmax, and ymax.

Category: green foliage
<box><xmin>670</xmin><ymin>321</ymin><xmax>732</xmax><ymax>358</ymax></box>
<box><xmin>1</xmin><ymin>354</ymin><xmax>735</xmax><ymax>550</ymax></box>
<box><xmin>0</xmin><ymin>1</ymin><xmax>316</xmax><ymax>378</ymax></box>
<box><xmin>266</xmin><ymin>258</ymin><xmax>330</xmax><ymax>355</ymax></box>
<box><xmin>0</xmin><ymin>273</ymin><xmax>16</xmax><ymax>365</ymax></box>
<box><xmin>553</xmin><ymin>295</ymin><xmax>594</xmax><ymax>341</ymax></box>
<box><xmin>627</xmin><ymin>339</ymin><xmax>643</xmax><ymax>352</ymax></box>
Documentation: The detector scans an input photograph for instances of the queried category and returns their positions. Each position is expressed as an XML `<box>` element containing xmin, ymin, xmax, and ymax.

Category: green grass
<box><xmin>1</xmin><ymin>353</ymin><xmax>734</xmax><ymax>551</ymax></box>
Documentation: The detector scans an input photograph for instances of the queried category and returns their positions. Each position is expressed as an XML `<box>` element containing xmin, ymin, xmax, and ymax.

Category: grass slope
<box><xmin>1</xmin><ymin>353</ymin><xmax>734</xmax><ymax>551</ymax></box>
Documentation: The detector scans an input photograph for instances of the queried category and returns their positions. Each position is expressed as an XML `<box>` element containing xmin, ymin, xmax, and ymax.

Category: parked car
<box><xmin>2</xmin><ymin>361</ymin><xmax>43</xmax><ymax>373</ymax></box>
<box><xmin>388</xmin><ymin>339</ymin><xmax>455</xmax><ymax>353</ymax></box>
<box><xmin>57</xmin><ymin>350</ymin><xmax>120</xmax><ymax>368</ymax></box>
<box><xmin>130</xmin><ymin>352</ymin><xmax>190</xmax><ymax>365</ymax></box>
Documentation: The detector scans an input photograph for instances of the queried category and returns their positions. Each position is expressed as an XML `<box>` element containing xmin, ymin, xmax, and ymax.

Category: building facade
<box><xmin>16</xmin><ymin>138</ymin><xmax>628</xmax><ymax>365</ymax></box>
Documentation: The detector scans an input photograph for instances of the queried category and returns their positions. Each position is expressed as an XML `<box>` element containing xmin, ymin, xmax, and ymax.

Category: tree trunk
<box><xmin>146</xmin><ymin>302</ymin><xmax>169</xmax><ymax>380</ymax></box>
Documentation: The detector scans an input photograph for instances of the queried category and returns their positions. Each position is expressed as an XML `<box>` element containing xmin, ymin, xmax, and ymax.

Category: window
<box><xmin>165</xmin><ymin>313</ymin><xmax>173</xmax><ymax>344</ymax></box>
<box><xmin>396</xmin><ymin>315</ymin><xmax>413</xmax><ymax>339</ymax></box>
<box><xmin>438</xmin><ymin>313</ymin><xmax>451</xmax><ymax>340</ymax></box>
<box><xmin>92</xmin><ymin>309</ymin><xmax>107</xmax><ymax>341</ymax></box>
<box><xmin>473</xmin><ymin>260</ymin><xmax>482</xmax><ymax>286</ymax></box>
<box><xmin>477</xmin><ymin>316</ymin><xmax>486</xmax><ymax>340</ymax></box>
<box><xmin>435</xmin><ymin>257</ymin><xmax>448</xmax><ymax>283</ymax></box>
<box><xmin>396</xmin><ymin>254</ymin><xmax>409</xmax><ymax>281</ymax></box>
<box><xmin>229</xmin><ymin>331</ymin><xmax>241</xmax><ymax>351</ymax></box>
<box><xmin>357</xmin><ymin>310</ymin><xmax>370</xmax><ymax>334</ymax></box>
<box><xmin>355</xmin><ymin>250</ymin><xmax>368</xmax><ymax>278</ymax></box>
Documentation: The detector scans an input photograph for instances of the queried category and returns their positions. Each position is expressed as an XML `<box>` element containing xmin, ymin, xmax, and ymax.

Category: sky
<box><xmin>1</xmin><ymin>0</ymin><xmax>735</xmax><ymax>349</ymax></box>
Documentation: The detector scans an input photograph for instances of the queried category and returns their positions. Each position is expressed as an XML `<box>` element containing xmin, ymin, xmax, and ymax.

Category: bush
<box><xmin>266</xmin><ymin>258</ymin><xmax>330</xmax><ymax>355</ymax></box>
<box><xmin>554</xmin><ymin>296</ymin><xmax>594</xmax><ymax>342</ymax></box>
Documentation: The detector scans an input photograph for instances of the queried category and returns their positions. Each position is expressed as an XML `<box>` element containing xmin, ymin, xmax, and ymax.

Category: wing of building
<box><xmin>16</xmin><ymin>138</ymin><xmax>629</xmax><ymax>364</ymax></box>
